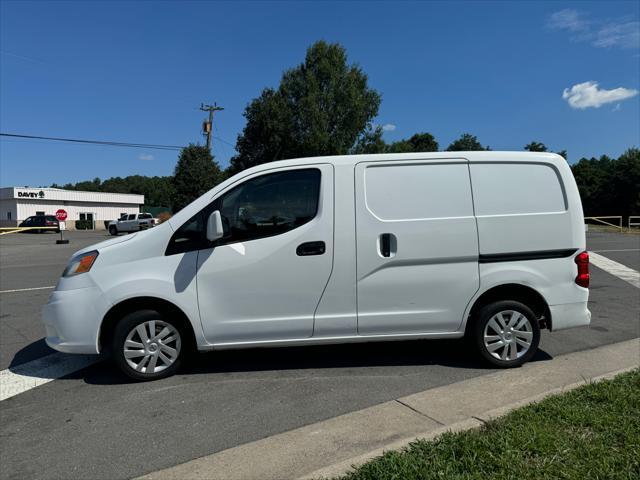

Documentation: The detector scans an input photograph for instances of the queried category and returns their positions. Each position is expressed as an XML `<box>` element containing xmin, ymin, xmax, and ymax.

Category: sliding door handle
<box><xmin>380</xmin><ymin>233</ymin><xmax>392</xmax><ymax>257</ymax></box>
<box><xmin>297</xmin><ymin>241</ymin><xmax>326</xmax><ymax>256</ymax></box>
<box><xmin>379</xmin><ymin>233</ymin><xmax>398</xmax><ymax>258</ymax></box>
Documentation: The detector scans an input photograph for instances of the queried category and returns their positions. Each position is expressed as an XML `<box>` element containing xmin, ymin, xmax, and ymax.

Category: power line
<box><xmin>213</xmin><ymin>135</ymin><xmax>236</xmax><ymax>149</ymax></box>
<box><xmin>0</xmin><ymin>133</ymin><xmax>185</xmax><ymax>151</ymax></box>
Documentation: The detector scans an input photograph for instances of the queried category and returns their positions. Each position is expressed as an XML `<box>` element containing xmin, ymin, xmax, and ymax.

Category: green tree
<box><xmin>67</xmin><ymin>177</ymin><xmax>102</xmax><ymax>191</ymax></box>
<box><xmin>524</xmin><ymin>141</ymin><xmax>547</xmax><ymax>152</ymax></box>
<box><xmin>58</xmin><ymin>175</ymin><xmax>176</xmax><ymax>209</ymax></box>
<box><xmin>388</xmin><ymin>132</ymin><xmax>438</xmax><ymax>153</ymax></box>
<box><xmin>352</xmin><ymin>130</ymin><xmax>439</xmax><ymax>155</ymax></box>
<box><xmin>386</xmin><ymin>140</ymin><xmax>414</xmax><ymax>153</ymax></box>
<box><xmin>611</xmin><ymin>148</ymin><xmax>640</xmax><ymax>219</ymax></box>
<box><xmin>572</xmin><ymin>156</ymin><xmax>611</xmax><ymax>215</ymax></box>
<box><xmin>172</xmin><ymin>145</ymin><xmax>222</xmax><ymax>212</ymax></box>
<box><xmin>524</xmin><ymin>141</ymin><xmax>567</xmax><ymax>160</ymax></box>
<box><xmin>569</xmin><ymin>152</ymin><xmax>640</xmax><ymax>219</ymax></box>
<box><xmin>446</xmin><ymin>133</ymin><xmax>488</xmax><ymax>151</ymax></box>
<box><xmin>406</xmin><ymin>132</ymin><xmax>438</xmax><ymax>152</ymax></box>
<box><xmin>228</xmin><ymin>41</ymin><xmax>381</xmax><ymax>174</ymax></box>
<box><xmin>352</xmin><ymin>125</ymin><xmax>387</xmax><ymax>154</ymax></box>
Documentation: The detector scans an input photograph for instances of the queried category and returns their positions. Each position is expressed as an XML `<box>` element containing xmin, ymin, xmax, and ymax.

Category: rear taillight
<box><xmin>575</xmin><ymin>251</ymin><xmax>590</xmax><ymax>288</ymax></box>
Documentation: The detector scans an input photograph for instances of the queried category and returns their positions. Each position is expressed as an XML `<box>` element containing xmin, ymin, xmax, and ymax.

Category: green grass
<box><xmin>335</xmin><ymin>369</ymin><xmax>640</xmax><ymax>480</ymax></box>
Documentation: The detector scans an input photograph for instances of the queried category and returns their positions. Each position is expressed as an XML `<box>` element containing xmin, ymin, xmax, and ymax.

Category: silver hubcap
<box><xmin>124</xmin><ymin>320</ymin><xmax>181</xmax><ymax>374</ymax></box>
<box><xmin>483</xmin><ymin>310</ymin><xmax>533</xmax><ymax>361</ymax></box>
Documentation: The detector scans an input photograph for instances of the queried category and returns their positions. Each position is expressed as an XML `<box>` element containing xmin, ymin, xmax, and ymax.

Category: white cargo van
<box><xmin>43</xmin><ymin>152</ymin><xmax>590</xmax><ymax>380</ymax></box>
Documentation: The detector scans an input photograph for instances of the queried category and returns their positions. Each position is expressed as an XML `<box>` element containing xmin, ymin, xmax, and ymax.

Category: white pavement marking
<box><xmin>0</xmin><ymin>353</ymin><xmax>98</xmax><ymax>401</ymax></box>
<box><xmin>0</xmin><ymin>286</ymin><xmax>55</xmax><ymax>294</ymax></box>
<box><xmin>592</xmin><ymin>248</ymin><xmax>640</xmax><ymax>253</ymax></box>
<box><xmin>590</xmin><ymin>251</ymin><xmax>640</xmax><ymax>289</ymax></box>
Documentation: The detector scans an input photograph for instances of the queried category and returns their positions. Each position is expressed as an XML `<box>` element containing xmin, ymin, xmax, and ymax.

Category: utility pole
<box><xmin>200</xmin><ymin>103</ymin><xmax>224</xmax><ymax>152</ymax></box>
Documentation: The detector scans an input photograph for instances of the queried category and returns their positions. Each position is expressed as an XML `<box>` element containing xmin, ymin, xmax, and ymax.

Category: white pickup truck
<box><xmin>108</xmin><ymin>213</ymin><xmax>156</xmax><ymax>235</ymax></box>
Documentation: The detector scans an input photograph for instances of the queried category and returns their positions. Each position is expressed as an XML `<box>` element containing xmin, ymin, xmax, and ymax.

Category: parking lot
<box><xmin>1</xmin><ymin>230</ymin><xmax>638</xmax><ymax>480</ymax></box>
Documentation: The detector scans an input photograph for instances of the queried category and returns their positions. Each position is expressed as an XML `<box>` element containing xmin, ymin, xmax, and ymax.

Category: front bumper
<box><xmin>549</xmin><ymin>302</ymin><xmax>591</xmax><ymax>331</ymax></box>
<box><xmin>42</xmin><ymin>286</ymin><xmax>107</xmax><ymax>354</ymax></box>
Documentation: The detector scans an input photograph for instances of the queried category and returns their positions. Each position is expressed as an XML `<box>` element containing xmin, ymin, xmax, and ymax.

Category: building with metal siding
<box><xmin>0</xmin><ymin>187</ymin><xmax>144</xmax><ymax>229</ymax></box>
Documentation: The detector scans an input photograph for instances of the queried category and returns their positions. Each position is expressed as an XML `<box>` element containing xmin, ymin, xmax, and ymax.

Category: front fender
<box><xmin>93</xmin><ymin>251</ymin><xmax>208</xmax><ymax>352</ymax></box>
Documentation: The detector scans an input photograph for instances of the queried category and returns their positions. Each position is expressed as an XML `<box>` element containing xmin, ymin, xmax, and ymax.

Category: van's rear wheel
<box><xmin>112</xmin><ymin>310</ymin><xmax>184</xmax><ymax>381</ymax></box>
<box><xmin>109</xmin><ymin>226</ymin><xmax>118</xmax><ymax>236</ymax></box>
<box><xmin>473</xmin><ymin>300</ymin><xmax>540</xmax><ymax>368</ymax></box>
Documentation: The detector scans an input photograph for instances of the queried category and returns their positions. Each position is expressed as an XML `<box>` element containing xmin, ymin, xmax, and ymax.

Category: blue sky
<box><xmin>1</xmin><ymin>0</ymin><xmax>639</xmax><ymax>187</ymax></box>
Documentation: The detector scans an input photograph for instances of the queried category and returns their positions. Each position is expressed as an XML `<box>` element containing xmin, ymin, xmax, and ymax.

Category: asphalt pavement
<box><xmin>0</xmin><ymin>230</ymin><xmax>638</xmax><ymax>480</ymax></box>
<box><xmin>0</xmin><ymin>231</ymin><xmax>109</xmax><ymax>369</ymax></box>
<box><xmin>588</xmin><ymin>230</ymin><xmax>640</xmax><ymax>271</ymax></box>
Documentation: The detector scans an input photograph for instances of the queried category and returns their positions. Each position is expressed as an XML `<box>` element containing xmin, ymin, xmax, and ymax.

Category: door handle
<box><xmin>296</xmin><ymin>241</ymin><xmax>326</xmax><ymax>256</ymax></box>
<box><xmin>379</xmin><ymin>233</ymin><xmax>396</xmax><ymax>257</ymax></box>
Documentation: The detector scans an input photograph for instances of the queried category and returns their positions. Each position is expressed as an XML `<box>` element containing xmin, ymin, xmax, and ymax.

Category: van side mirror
<box><xmin>206</xmin><ymin>210</ymin><xmax>224</xmax><ymax>242</ymax></box>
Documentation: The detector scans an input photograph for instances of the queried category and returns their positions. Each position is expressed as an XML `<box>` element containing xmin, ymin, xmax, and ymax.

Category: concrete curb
<box><xmin>138</xmin><ymin>338</ymin><xmax>639</xmax><ymax>480</ymax></box>
<box><xmin>303</xmin><ymin>365</ymin><xmax>637</xmax><ymax>480</ymax></box>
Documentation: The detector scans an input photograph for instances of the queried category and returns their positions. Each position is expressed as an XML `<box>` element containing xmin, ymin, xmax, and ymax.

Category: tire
<box><xmin>109</xmin><ymin>226</ymin><xmax>118</xmax><ymax>236</ymax></box>
<box><xmin>112</xmin><ymin>310</ymin><xmax>186</xmax><ymax>381</ymax></box>
<box><xmin>472</xmin><ymin>300</ymin><xmax>540</xmax><ymax>368</ymax></box>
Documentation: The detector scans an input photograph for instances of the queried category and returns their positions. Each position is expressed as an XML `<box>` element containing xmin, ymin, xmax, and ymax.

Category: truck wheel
<box><xmin>112</xmin><ymin>310</ymin><xmax>185</xmax><ymax>381</ymax></box>
<box><xmin>472</xmin><ymin>300</ymin><xmax>540</xmax><ymax>368</ymax></box>
<box><xmin>109</xmin><ymin>226</ymin><xmax>118</xmax><ymax>236</ymax></box>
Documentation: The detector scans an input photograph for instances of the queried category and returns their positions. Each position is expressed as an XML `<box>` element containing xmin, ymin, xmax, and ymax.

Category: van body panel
<box><xmin>549</xmin><ymin>302</ymin><xmax>591</xmax><ymax>330</ymax></box>
<box><xmin>43</xmin><ymin>151</ymin><xmax>590</xmax><ymax>361</ymax></box>
<box><xmin>313</xmin><ymin>162</ymin><xmax>358</xmax><ymax>336</ymax></box>
<box><xmin>66</xmin><ymin>223</ymin><xmax>209</xmax><ymax>352</ymax></box>
<box><xmin>207</xmin><ymin>330</ymin><xmax>465</xmax><ymax>350</ymax></box>
<box><xmin>196</xmin><ymin>164</ymin><xmax>335</xmax><ymax>343</ymax></box>
<box><xmin>470</xmin><ymin>160</ymin><xmax>580</xmax><ymax>256</ymax></box>
<box><xmin>475</xmin><ymin>212</ymin><xmax>575</xmax><ymax>254</ymax></box>
<box><xmin>476</xmin><ymin>256</ymin><xmax>586</xmax><ymax>303</ymax></box>
<box><xmin>355</xmin><ymin>160</ymin><xmax>480</xmax><ymax>334</ymax></box>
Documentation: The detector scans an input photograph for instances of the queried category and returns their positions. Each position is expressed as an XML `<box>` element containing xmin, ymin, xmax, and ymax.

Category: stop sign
<box><xmin>55</xmin><ymin>209</ymin><xmax>68</xmax><ymax>221</ymax></box>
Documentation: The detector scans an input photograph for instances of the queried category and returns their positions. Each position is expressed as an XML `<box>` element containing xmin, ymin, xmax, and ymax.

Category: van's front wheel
<box><xmin>473</xmin><ymin>300</ymin><xmax>540</xmax><ymax>368</ymax></box>
<box><xmin>112</xmin><ymin>310</ymin><xmax>184</xmax><ymax>381</ymax></box>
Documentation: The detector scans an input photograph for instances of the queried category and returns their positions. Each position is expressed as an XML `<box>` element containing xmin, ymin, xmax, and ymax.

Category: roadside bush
<box><xmin>75</xmin><ymin>220</ymin><xmax>94</xmax><ymax>230</ymax></box>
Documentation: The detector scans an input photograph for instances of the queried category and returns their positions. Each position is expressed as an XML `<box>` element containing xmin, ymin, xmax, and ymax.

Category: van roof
<box><xmin>244</xmin><ymin>151</ymin><xmax>565</xmax><ymax>171</ymax></box>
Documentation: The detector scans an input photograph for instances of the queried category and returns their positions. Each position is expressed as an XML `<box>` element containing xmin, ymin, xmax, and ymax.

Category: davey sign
<box><xmin>17</xmin><ymin>190</ymin><xmax>45</xmax><ymax>199</ymax></box>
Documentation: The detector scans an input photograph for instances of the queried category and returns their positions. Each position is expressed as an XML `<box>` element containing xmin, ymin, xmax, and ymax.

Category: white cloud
<box><xmin>547</xmin><ymin>9</ymin><xmax>590</xmax><ymax>32</ymax></box>
<box><xmin>562</xmin><ymin>81</ymin><xmax>639</xmax><ymax>109</ymax></box>
<box><xmin>612</xmin><ymin>103</ymin><xmax>621</xmax><ymax>112</ymax></box>
<box><xmin>381</xmin><ymin>123</ymin><xmax>396</xmax><ymax>132</ymax></box>
<box><xmin>548</xmin><ymin>9</ymin><xmax>639</xmax><ymax>50</ymax></box>
<box><xmin>593</xmin><ymin>21</ymin><xmax>640</xmax><ymax>49</ymax></box>
<box><xmin>138</xmin><ymin>153</ymin><xmax>154</xmax><ymax>161</ymax></box>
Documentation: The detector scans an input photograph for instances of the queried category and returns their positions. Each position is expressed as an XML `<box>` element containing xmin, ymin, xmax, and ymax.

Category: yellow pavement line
<box><xmin>0</xmin><ymin>286</ymin><xmax>55</xmax><ymax>294</ymax></box>
<box><xmin>0</xmin><ymin>227</ymin><xmax>59</xmax><ymax>235</ymax></box>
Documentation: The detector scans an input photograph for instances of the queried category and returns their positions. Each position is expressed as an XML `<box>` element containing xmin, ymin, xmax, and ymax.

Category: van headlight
<box><xmin>63</xmin><ymin>250</ymin><xmax>99</xmax><ymax>277</ymax></box>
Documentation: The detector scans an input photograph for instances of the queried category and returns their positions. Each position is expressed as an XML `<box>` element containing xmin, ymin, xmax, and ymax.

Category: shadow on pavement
<box><xmin>8</xmin><ymin>338</ymin><xmax>55</xmax><ymax>369</ymax></box>
<box><xmin>47</xmin><ymin>337</ymin><xmax>552</xmax><ymax>385</ymax></box>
